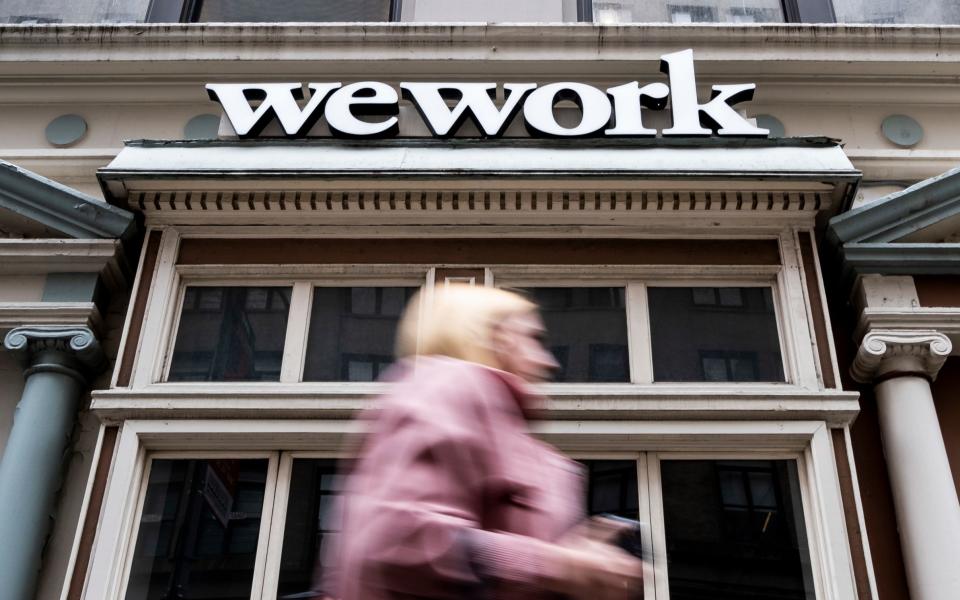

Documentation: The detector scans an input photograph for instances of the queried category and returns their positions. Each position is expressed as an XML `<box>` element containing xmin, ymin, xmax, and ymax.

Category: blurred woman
<box><xmin>326</xmin><ymin>284</ymin><xmax>643</xmax><ymax>599</ymax></box>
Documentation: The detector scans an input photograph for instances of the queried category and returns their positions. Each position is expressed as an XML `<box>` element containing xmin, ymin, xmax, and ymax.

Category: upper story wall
<box><xmin>1</xmin><ymin>22</ymin><xmax>959</xmax><ymax>206</ymax></box>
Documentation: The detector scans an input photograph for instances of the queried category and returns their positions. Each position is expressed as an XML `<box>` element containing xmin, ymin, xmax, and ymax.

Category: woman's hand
<box><xmin>539</xmin><ymin>518</ymin><xmax>645</xmax><ymax>599</ymax></box>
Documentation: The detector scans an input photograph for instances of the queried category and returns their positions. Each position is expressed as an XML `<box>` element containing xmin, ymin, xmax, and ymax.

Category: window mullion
<box><xmin>250</xmin><ymin>453</ymin><xmax>282</xmax><ymax>600</ymax></box>
<box><xmin>626</xmin><ymin>283</ymin><xmax>653</xmax><ymax>383</ymax></box>
<box><xmin>280</xmin><ymin>282</ymin><xmax>313</xmax><ymax>383</ymax></box>
<box><xmin>258</xmin><ymin>453</ymin><xmax>295</xmax><ymax>600</ymax></box>
<box><xmin>637</xmin><ymin>453</ymin><xmax>658</xmax><ymax>600</ymax></box>
<box><xmin>646</xmin><ymin>453</ymin><xmax>671</xmax><ymax>600</ymax></box>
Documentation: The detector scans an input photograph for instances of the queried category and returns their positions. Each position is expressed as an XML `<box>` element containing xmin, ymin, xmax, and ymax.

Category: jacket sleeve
<box><xmin>339</xmin><ymin>380</ymin><xmax>558</xmax><ymax>598</ymax></box>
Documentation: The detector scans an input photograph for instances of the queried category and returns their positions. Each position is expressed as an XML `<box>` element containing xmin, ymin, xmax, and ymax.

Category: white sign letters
<box><xmin>206</xmin><ymin>49</ymin><xmax>768</xmax><ymax>139</ymax></box>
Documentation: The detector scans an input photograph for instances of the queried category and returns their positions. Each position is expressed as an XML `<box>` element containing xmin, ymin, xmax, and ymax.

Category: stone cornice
<box><xmin>3</xmin><ymin>325</ymin><xmax>105</xmax><ymax>380</ymax></box>
<box><xmin>851</xmin><ymin>330</ymin><xmax>952</xmax><ymax>383</ymax></box>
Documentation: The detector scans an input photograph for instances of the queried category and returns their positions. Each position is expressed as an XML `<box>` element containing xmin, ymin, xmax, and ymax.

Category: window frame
<box><xmin>146</xmin><ymin>0</ymin><xmax>403</xmax><ymax>23</ymax></box>
<box><xmin>85</xmin><ymin>420</ymin><xmax>856</xmax><ymax>600</ymax></box>
<box><xmin>116</xmin><ymin>450</ymin><xmax>281</xmax><ymax>600</ymax></box>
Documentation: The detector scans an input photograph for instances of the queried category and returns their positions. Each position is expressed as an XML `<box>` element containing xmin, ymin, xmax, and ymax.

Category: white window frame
<box><xmin>81</xmin><ymin>419</ymin><xmax>857</xmax><ymax>600</ymax></box>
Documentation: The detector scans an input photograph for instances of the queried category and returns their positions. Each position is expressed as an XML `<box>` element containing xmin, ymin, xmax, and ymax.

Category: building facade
<box><xmin>1</xmin><ymin>3</ymin><xmax>959</xmax><ymax>600</ymax></box>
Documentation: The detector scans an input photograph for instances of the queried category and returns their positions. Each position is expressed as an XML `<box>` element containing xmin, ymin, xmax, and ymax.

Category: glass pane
<box><xmin>302</xmin><ymin>287</ymin><xmax>417</xmax><ymax>382</ymax></box>
<box><xmin>168</xmin><ymin>287</ymin><xmax>291</xmax><ymax>382</ymax></box>
<box><xmin>277</xmin><ymin>459</ymin><xmax>341</xmax><ymax>598</ymax></box>
<box><xmin>195</xmin><ymin>0</ymin><xmax>392</xmax><ymax>22</ymax></box>
<box><xmin>660</xmin><ymin>460</ymin><xmax>815</xmax><ymax>600</ymax></box>
<box><xmin>125</xmin><ymin>459</ymin><xmax>269</xmax><ymax>600</ymax></box>
<box><xmin>521</xmin><ymin>287</ymin><xmax>629</xmax><ymax>383</ymax></box>
<box><xmin>591</xmin><ymin>1</ymin><xmax>784</xmax><ymax>24</ymax></box>
<box><xmin>580</xmin><ymin>460</ymin><xmax>639</xmax><ymax>519</ymax></box>
<box><xmin>834</xmin><ymin>0</ymin><xmax>960</xmax><ymax>24</ymax></box>
<box><xmin>649</xmin><ymin>287</ymin><xmax>784</xmax><ymax>382</ymax></box>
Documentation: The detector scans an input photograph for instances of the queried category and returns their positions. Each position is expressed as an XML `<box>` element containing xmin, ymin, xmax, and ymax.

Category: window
<box><xmin>119</xmin><ymin>452</ymin><xmax>821</xmax><ymax>600</ymax></box>
<box><xmin>168</xmin><ymin>286</ymin><xmax>291</xmax><ymax>382</ymax></box>
<box><xmin>302</xmin><ymin>287</ymin><xmax>417</xmax><ymax>382</ymax></box>
<box><xmin>518</xmin><ymin>287</ymin><xmax>630</xmax><ymax>382</ymax></box>
<box><xmin>145</xmin><ymin>0</ymin><xmax>399</xmax><ymax>22</ymax></box>
<box><xmin>585</xmin><ymin>0</ymin><xmax>839</xmax><ymax>23</ymax></box>
<box><xmin>124</xmin><ymin>458</ymin><xmax>270</xmax><ymax>600</ymax></box>
<box><xmin>833</xmin><ymin>0</ymin><xmax>960</xmax><ymax>24</ymax></box>
<box><xmin>648</xmin><ymin>287</ymin><xmax>785</xmax><ymax>382</ymax></box>
<box><xmin>660</xmin><ymin>459</ymin><xmax>816</xmax><ymax>600</ymax></box>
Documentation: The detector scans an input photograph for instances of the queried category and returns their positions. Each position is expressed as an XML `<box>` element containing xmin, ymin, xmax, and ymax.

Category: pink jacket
<box><xmin>329</xmin><ymin>356</ymin><xmax>584</xmax><ymax>599</ymax></box>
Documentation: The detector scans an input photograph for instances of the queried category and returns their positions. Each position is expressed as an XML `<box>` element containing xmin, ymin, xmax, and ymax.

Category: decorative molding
<box><xmin>0</xmin><ymin>302</ymin><xmax>102</xmax><ymax>332</ymax></box>
<box><xmin>129</xmin><ymin>188</ymin><xmax>829</xmax><ymax>216</ymax></box>
<box><xmin>851</xmin><ymin>330</ymin><xmax>952</xmax><ymax>383</ymax></box>
<box><xmin>90</xmin><ymin>384</ymin><xmax>861</xmax><ymax>426</ymax></box>
<box><xmin>0</xmin><ymin>239</ymin><xmax>129</xmax><ymax>291</ymax></box>
<box><xmin>856</xmin><ymin>308</ymin><xmax>960</xmax><ymax>355</ymax></box>
<box><xmin>3</xmin><ymin>325</ymin><xmax>106</xmax><ymax>378</ymax></box>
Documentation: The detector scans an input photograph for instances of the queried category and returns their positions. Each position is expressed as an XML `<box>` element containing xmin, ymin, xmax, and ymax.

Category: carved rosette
<box><xmin>851</xmin><ymin>330</ymin><xmax>952</xmax><ymax>384</ymax></box>
<box><xmin>3</xmin><ymin>326</ymin><xmax>105</xmax><ymax>379</ymax></box>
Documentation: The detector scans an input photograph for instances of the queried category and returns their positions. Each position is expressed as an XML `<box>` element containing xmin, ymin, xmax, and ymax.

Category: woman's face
<box><xmin>492</xmin><ymin>311</ymin><xmax>560</xmax><ymax>383</ymax></box>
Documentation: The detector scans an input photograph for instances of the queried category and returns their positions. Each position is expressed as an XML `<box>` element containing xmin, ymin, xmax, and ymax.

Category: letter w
<box><xmin>401</xmin><ymin>83</ymin><xmax>536</xmax><ymax>137</ymax></box>
<box><xmin>206</xmin><ymin>83</ymin><xmax>341</xmax><ymax>138</ymax></box>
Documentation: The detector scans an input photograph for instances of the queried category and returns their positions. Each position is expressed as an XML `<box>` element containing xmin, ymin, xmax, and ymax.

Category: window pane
<box><xmin>660</xmin><ymin>460</ymin><xmax>815</xmax><ymax>600</ymax></box>
<box><xmin>277</xmin><ymin>459</ymin><xmax>341</xmax><ymax>598</ymax></box>
<box><xmin>648</xmin><ymin>287</ymin><xmax>784</xmax><ymax>382</ymax></box>
<box><xmin>521</xmin><ymin>287</ymin><xmax>629</xmax><ymax>383</ymax></box>
<box><xmin>834</xmin><ymin>0</ymin><xmax>960</xmax><ymax>24</ymax></box>
<box><xmin>591</xmin><ymin>1</ymin><xmax>784</xmax><ymax>24</ymax></box>
<box><xmin>125</xmin><ymin>459</ymin><xmax>269</xmax><ymax>600</ymax></box>
<box><xmin>302</xmin><ymin>287</ymin><xmax>416</xmax><ymax>382</ymax></box>
<box><xmin>194</xmin><ymin>0</ymin><xmax>392</xmax><ymax>22</ymax></box>
<box><xmin>580</xmin><ymin>460</ymin><xmax>639</xmax><ymax>519</ymax></box>
<box><xmin>168</xmin><ymin>286</ymin><xmax>291</xmax><ymax>382</ymax></box>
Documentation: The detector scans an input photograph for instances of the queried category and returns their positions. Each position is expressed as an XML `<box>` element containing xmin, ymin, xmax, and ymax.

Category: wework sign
<box><xmin>207</xmin><ymin>49</ymin><xmax>767</xmax><ymax>139</ymax></box>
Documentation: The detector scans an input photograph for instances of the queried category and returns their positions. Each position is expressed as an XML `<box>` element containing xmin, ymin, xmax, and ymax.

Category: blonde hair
<box><xmin>395</xmin><ymin>284</ymin><xmax>536</xmax><ymax>368</ymax></box>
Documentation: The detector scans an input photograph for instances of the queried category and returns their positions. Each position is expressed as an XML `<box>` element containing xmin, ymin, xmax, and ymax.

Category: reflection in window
<box><xmin>302</xmin><ymin>287</ymin><xmax>416</xmax><ymax>382</ymax></box>
<box><xmin>660</xmin><ymin>460</ymin><xmax>815</xmax><ymax>600</ymax></box>
<box><xmin>277</xmin><ymin>459</ymin><xmax>341</xmax><ymax>599</ymax></box>
<box><xmin>649</xmin><ymin>287</ymin><xmax>784</xmax><ymax>382</ymax></box>
<box><xmin>168</xmin><ymin>287</ymin><xmax>291</xmax><ymax>382</ymax></box>
<box><xmin>125</xmin><ymin>459</ymin><xmax>269</xmax><ymax>600</ymax></box>
<box><xmin>834</xmin><ymin>0</ymin><xmax>960</xmax><ymax>25</ymax></box>
<box><xmin>581</xmin><ymin>460</ymin><xmax>639</xmax><ymax>519</ymax></box>
<box><xmin>520</xmin><ymin>287</ymin><xmax>629</xmax><ymax>382</ymax></box>
<box><xmin>591</xmin><ymin>0</ymin><xmax>784</xmax><ymax>24</ymax></box>
<box><xmin>191</xmin><ymin>0</ymin><xmax>393</xmax><ymax>22</ymax></box>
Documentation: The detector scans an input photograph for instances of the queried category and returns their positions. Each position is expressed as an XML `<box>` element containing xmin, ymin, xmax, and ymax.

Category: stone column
<box><xmin>0</xmin><ymin>326</ymin><xmax>104</xmax><ymax>600</ymax></box>
<box><xmin>852</xmin><ymin>330</ymin><xmax>960</xmax><ymax>600</ymax></box>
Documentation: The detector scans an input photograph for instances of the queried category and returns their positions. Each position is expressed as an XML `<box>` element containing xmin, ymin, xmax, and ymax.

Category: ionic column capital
<box><xmin>3</xmin><ymin>326</ymin><xmax>105</xmax><ymax>382</ymax></box>
<box><xmin>852</xmin><ymin>329</ymin><xmax>952</xmax><ymax>384</ymax></box>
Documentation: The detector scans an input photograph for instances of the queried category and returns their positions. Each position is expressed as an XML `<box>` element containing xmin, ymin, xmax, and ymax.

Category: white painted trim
<box><xmin>280</xmin><ymin>282</ymin><xmax>312</xmax><ymax>383</ymax></box>
<box><xmin>89</xmin><ymin>385</ymin><xmax>861</xmax><ymax>425</ymax></box>
<box><xmin>110</xmin><ymin>227</ymin><xmax>157</xmax><ymax>388</ymax></box>
<box><xmin>58</xmin><ymin>424</ymin><xmax>106</xmax><ymax>600</ymax></box>
<box><xmin>779</xmin><ymin>230</ymin><xmax>820</xmax><ymax>389</ymax></box>
<box><xmin>805</xmin><ymin>229</ymin><xmax>843</xmax><ymax>389</ymax></box>
<box><xmin>844</xmin><ymin>425</ymin><xmax>879</xmax><ymax>600</ymax></box>
<box><xmin>131</xmin><ymin>228</ymin><xmax>181</xmax><ymax>388</ymax></box>
<box><xmin>806</xmin><ymin>424</ymin><xmax>859</xmax><ymax>600</ymax></box>
<box><xmin>0</xmin><ymin>302</ymin><xmax>102</xmax><ymax>331</ymax></box>
<box><xmin>626</xmin><ymin>283</ymin><xmax>653</xmax><ymax>384</ymax></box>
